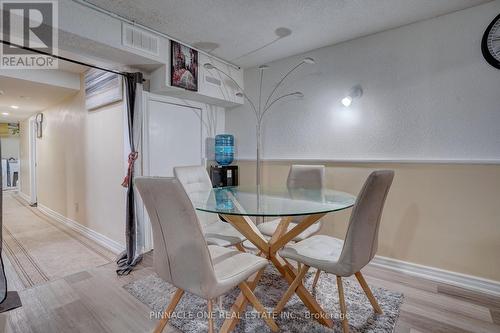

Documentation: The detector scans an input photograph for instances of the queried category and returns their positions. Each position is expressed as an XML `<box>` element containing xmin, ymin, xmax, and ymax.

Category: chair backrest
<box><xmin>287</xmin><ymin>165</ymin><xmax>325</xmax><ymax>222</ymax></box>
<box><xmin>174</xmin><ymin>165</ymin><xmax>213</xmax><ymax>193</ymax></box>
<box><xmin>287</xmin><ymin>165</ymin><xmax>325</xmax><ymax>190</ymax></box>
<box><xmin>338</xmin><ymin>170</ymin><xmax>394</xmax><ymax>275</ymax></box>
<box><xmin>134</xmin><ymin>177</ymin><xmax>217</xmax><ymax>298</ymax></box>
<box><xmin>174</xmin><ymin>165</ymin><xmax>218</xmax><ymax>227</ymax></box>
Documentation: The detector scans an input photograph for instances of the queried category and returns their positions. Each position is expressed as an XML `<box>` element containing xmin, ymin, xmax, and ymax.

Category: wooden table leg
<box><xmin>221</xmin><ymin>214</ymin><xmax>269</xmax><ymax>254</ymax></box>
<box><xmin>267</xmin><ymin>215</ymin><xmax>333</xmax><ymax>327</ymax></box>
<box><xmin>268</xmin><ymin>213</ymin><xmax>333</xmax><ymax>327</ymax></box>
<box><xmin>269</xmin><ymin>217</ymin><xmax>292</xmax><ymax>245</ymax></box>
<box><xmin>220</xmin><ymin>214</ymin><xmax>333</xmax><ymax>330</ymax></box>
<box><xmin>219</xmin><ymin>214</ymin><xmax>270</xmax><ymax>333</ymax></box>
<box><xmin>270</xmin><ymin>255</ymin><xmax>334</xmax><ymax>328</ymax></box>
<box><xmin>270</xmin><ymin>213</ymin><xmax>326</xmax><ymax>255</ymax></box>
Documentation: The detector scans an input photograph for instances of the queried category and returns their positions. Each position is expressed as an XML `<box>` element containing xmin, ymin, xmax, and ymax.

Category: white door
<box><xmin>141</xmin><ymin>95</ymin><xmax>203</xmax><ymax>250</ymax></box>
<box><xmin>145</xmin><ymin>99</ymin><xmax>203</xmax><ymax>177</ymax></box>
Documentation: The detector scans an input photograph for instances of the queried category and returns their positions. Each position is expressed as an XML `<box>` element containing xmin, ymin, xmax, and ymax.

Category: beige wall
<box><xmin>238</xmin><ymin>160</ymin><xmax>500</xmax><ymax>282</ymax></box>
<box><xmin>36</xmin><ymin>90</ymin><xmax>87</xmax><ymax>222</ymax></box>
<box><xmin>84</xmin><ymin>102</ymin><xmax>126</xmax><ymax>244</ymax></box>
<box><xmin>19</xmin><ymin>77</ymin><xmax>126</xmax><ymax>246</ymax></box>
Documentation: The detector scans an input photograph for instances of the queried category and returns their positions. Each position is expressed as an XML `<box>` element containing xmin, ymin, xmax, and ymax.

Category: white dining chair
<box><xmin>277</xmin><ymin>170</ymin><xmax>394</xmax><ymax>333</ymax></box>
<box><xmin>174</xmin><ymin>165</ymin><xmax>247</xmax><ymax>249</ymax></box>
<box><xmin>257</xmin><ymin>164</ymin><xmax>325</xmax><ymax>285</ymax></box>
<box><xmin>135</xmin><ymin>177</ymin><xmax>278</xmax><ymax>333</ymax></box>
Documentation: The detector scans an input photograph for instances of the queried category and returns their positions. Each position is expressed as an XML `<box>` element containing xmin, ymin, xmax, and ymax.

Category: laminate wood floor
<box><xmin>3</xmin><ymin>251</ymin><xmax>500</xmax><ymax>333</ymax></box>
<box><xmin>2</xmin><ymin>193</ymin><xmax>115</xmax><ymax>289</ymax></box>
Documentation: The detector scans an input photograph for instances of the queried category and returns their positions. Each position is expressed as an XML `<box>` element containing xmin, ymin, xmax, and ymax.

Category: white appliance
<box><xmin>1</xmin><ymin>159</ymin><xmax>6</xmax><ymax>189</ymax></box>
<box><xmin>8</xmin><ymin>159</ymin><xmax>19</xmax><ymax>187</ymax></box>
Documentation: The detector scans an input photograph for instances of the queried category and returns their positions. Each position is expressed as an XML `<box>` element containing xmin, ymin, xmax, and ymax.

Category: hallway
<box><xmin>2</xmin><ymin>192</ymin><xmax>116</xmax><ymax>290</ymax></box>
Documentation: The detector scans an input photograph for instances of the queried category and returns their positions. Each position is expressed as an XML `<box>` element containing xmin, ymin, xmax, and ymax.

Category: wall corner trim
<box><xmin>370</xmin><ymin>255</ymin><xmax>500</xmax><ymax>297</ymax></box>
<box><xmin>37</xmin><ymin>203</ymin><xmax>125</xmax><ymax>255</ymax></box>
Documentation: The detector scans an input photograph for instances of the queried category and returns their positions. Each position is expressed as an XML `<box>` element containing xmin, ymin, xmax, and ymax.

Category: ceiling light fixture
<box><xmin>303</xmin><ymin>57</ymin><xmax>315</xmax><ymax>64</ymax></box>
<box><xmin>2</xmin><ymin>112</ymin><xmax>9</xmax><ymax>116</ymax></box>
<box><xmin>341</xmin><ymin>85</ymin><xmax>363</xmax><ymax>107</ymax></box>
<box><xmin>341</xmin><ymin>96</ymin><xmax>353</xmax><ymax>107</ymax></box>
<box><xmin>203</xmin><ymin>63</ymin><xmax>215</xmax><ymax>70</ymax></box>
<box><xmin>10</xmin><ymin>105</ymin><xmax>19</xmax><ymax>109</ymax></box>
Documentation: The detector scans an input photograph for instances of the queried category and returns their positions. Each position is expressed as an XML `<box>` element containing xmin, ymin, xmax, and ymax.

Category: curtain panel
<box><xmin>116</xmin><ymin>72</ymin><xmax>145</xmax><ymax>275</ymax></box>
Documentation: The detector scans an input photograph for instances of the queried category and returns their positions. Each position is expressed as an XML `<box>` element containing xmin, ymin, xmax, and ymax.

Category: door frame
<box><xmin>28</xmin><ymin>116</ymin><xmax>37</xmax><ymax>205</ymax></box>
<box><xmin>140</xmin><ymin>92</ymin><xmax>208</xmax><ymax>251</ymax></box>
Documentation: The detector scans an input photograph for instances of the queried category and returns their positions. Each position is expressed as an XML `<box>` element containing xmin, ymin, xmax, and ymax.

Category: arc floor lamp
<box><xmin>204</xmin><ymin>57</ymin><xmax>315</xmax><ymax>187</ymax></box>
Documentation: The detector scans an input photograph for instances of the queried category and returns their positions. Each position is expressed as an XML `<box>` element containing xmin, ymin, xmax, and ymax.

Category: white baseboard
<box><xmin>17</xmin><ymin>191</ymin><xmax>31</xmax><ymax>204</ymax></box>
<box><xmin>37</xmin><ymin>203</ymin><xmax>125</xmax><ymax>255</ymax></box>
<box><xmin>370</xmin><ymin>255</ymin><xmax>500</xmax><ymax>297</ymax></box>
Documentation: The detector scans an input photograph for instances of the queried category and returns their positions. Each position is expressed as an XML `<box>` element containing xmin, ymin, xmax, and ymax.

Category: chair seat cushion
<box><xmin>242</xmin><ymin>236</ymin><xmax>271</xmax><ymax>251</ymax></box>
<box><xmin>279</xmin><ymin>235</ymin><xmax>351</xmax><ymax>276</ymax></box>
<box><xmin>257</xmin><ymin>218</ymin><xmax>321</xmax><ymax>241</ymax></box>
<box><xmin>204</xmin><ymin>221</ymin><xmax>246</xmax><ymax>247</ymax></box>
<box><xmin>208</xmin><ymin>245</ymin><xmax>268</xmax><ymax>298</ymax></box>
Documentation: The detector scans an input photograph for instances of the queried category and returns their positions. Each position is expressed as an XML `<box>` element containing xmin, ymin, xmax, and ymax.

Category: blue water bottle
<box><xmin>215</xmin><ymin>134</ymin><xmax>234</xmax><ymax>166</ymax></box>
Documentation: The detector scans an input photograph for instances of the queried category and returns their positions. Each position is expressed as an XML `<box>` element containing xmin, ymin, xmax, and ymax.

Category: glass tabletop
<box><xmin>190</xmin><ymin>186</ymin><xmax>356</xmax><ymax>217</ymax></box>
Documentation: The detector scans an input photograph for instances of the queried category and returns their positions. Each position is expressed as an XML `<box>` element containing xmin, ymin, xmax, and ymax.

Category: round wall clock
<box><xmin>482</xmin><ymin>13</ymin><xmax>500</xmax><ymax>69</ymax></box>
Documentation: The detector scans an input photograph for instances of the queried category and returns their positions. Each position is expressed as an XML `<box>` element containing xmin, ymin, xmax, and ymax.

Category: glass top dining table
<box><xmin>190</xmin><ymin>185</ymin><xmax>356</xmax><ymax>331</ymax></box>
<box><xmin>190</xmin><ymin>185</ymin><xmax>356</xmax><ymax>217</ymax></box>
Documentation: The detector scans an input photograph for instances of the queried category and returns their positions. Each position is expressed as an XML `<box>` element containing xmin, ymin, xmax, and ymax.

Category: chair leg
<box><xmin>312</xmin><ymin>269</ymin><xmax>321</xmax><ymax>289</ymax></box>
<box><xmin>336</xmin><ymin>276</ymin><xmax>349</xmax><ymax>333</ymax></box>
<box><xmin>274</xmin><ymin>265</ymin><xmax>309</xmax><ymax>315</ymax></box>
<box><xmin>354</xmin><ymin>271</ymin><xmax>383</xmax><ymax>314</ymax></box>
<box><xmin>208</xmin><ymin>299</ymin><xmax>214</xmax><ymax>333</ymax></box>
<box><xmin>239</xmin><ymin>282</ymin><xmax>279</xmax><ymax>332</ymax></box>
<box><xmin>282</xmin><ymin>258</ymin><xmax>298</xmax><ymax>275</ymax></box>
<box><xmin>235</xmin><ymin>243</ymin><xmax>246</xmax><ymax>252</ymax></box>
<box><xmin>154</xmin><ymin>289</ymin><xmax>184</xmax><ymax>333</ymax></box>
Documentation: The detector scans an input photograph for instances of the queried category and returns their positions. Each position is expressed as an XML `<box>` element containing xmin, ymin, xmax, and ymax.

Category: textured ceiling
<box><xmin>0</xmin><ymin>75</ymin><xmax>78</xmax><ymax>122</ymax></box>
<box><xmin>83</xmin><ymin>0</ymin><xmax>491</xmax><ymax>68</ymax></box>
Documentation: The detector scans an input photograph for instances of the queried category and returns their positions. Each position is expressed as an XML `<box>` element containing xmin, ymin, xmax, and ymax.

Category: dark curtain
<box><xmin>116</xmin><ymin>72</ymin><xmax>144</xmax><ymax>275</ymax></box>
<box><xmin>0</xmin><ymin>140</ymin><xmax>5</xmax><ymax>303</ymax></box>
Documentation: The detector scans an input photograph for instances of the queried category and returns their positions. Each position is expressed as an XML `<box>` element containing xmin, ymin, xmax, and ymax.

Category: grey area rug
<box><xmin>124</xmin><ymin>266</ymin><xmax>403</xmax><ymax>332</ymax></box>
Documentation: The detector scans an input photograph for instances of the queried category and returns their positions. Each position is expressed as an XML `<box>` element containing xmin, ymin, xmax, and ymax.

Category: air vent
<box><xmin>122</xmin><ymin>23</ymin><xmax>160</xmax><ymax>56</ymax></box>
<box><xmin>205</xmin><ymin>75</ymin><xmax>222</xmax><ymax>87</ymax></box>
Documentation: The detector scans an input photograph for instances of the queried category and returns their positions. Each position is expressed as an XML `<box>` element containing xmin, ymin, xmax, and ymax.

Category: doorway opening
<box><xmin>1</xmin><ymin>124</ymin><xmax>20</xmax><ymax>192</ymax></box>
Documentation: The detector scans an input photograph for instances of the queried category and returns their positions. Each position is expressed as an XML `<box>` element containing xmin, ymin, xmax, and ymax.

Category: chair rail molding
<box><xmin>235</xmin><ymin>158</ymin><xmax>500</xmax><ymax>165</ymax></box>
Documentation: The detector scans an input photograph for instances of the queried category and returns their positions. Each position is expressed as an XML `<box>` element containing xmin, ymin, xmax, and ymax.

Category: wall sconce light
<box><xmin>341</xmin><ymin>85</ymin><xmax>363</xmax><ymax>107</ymax></box>
<box><xmin>35</xmin><ymin>112</ymin><xmax>44</xmax><ymax>138</ymax></box>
